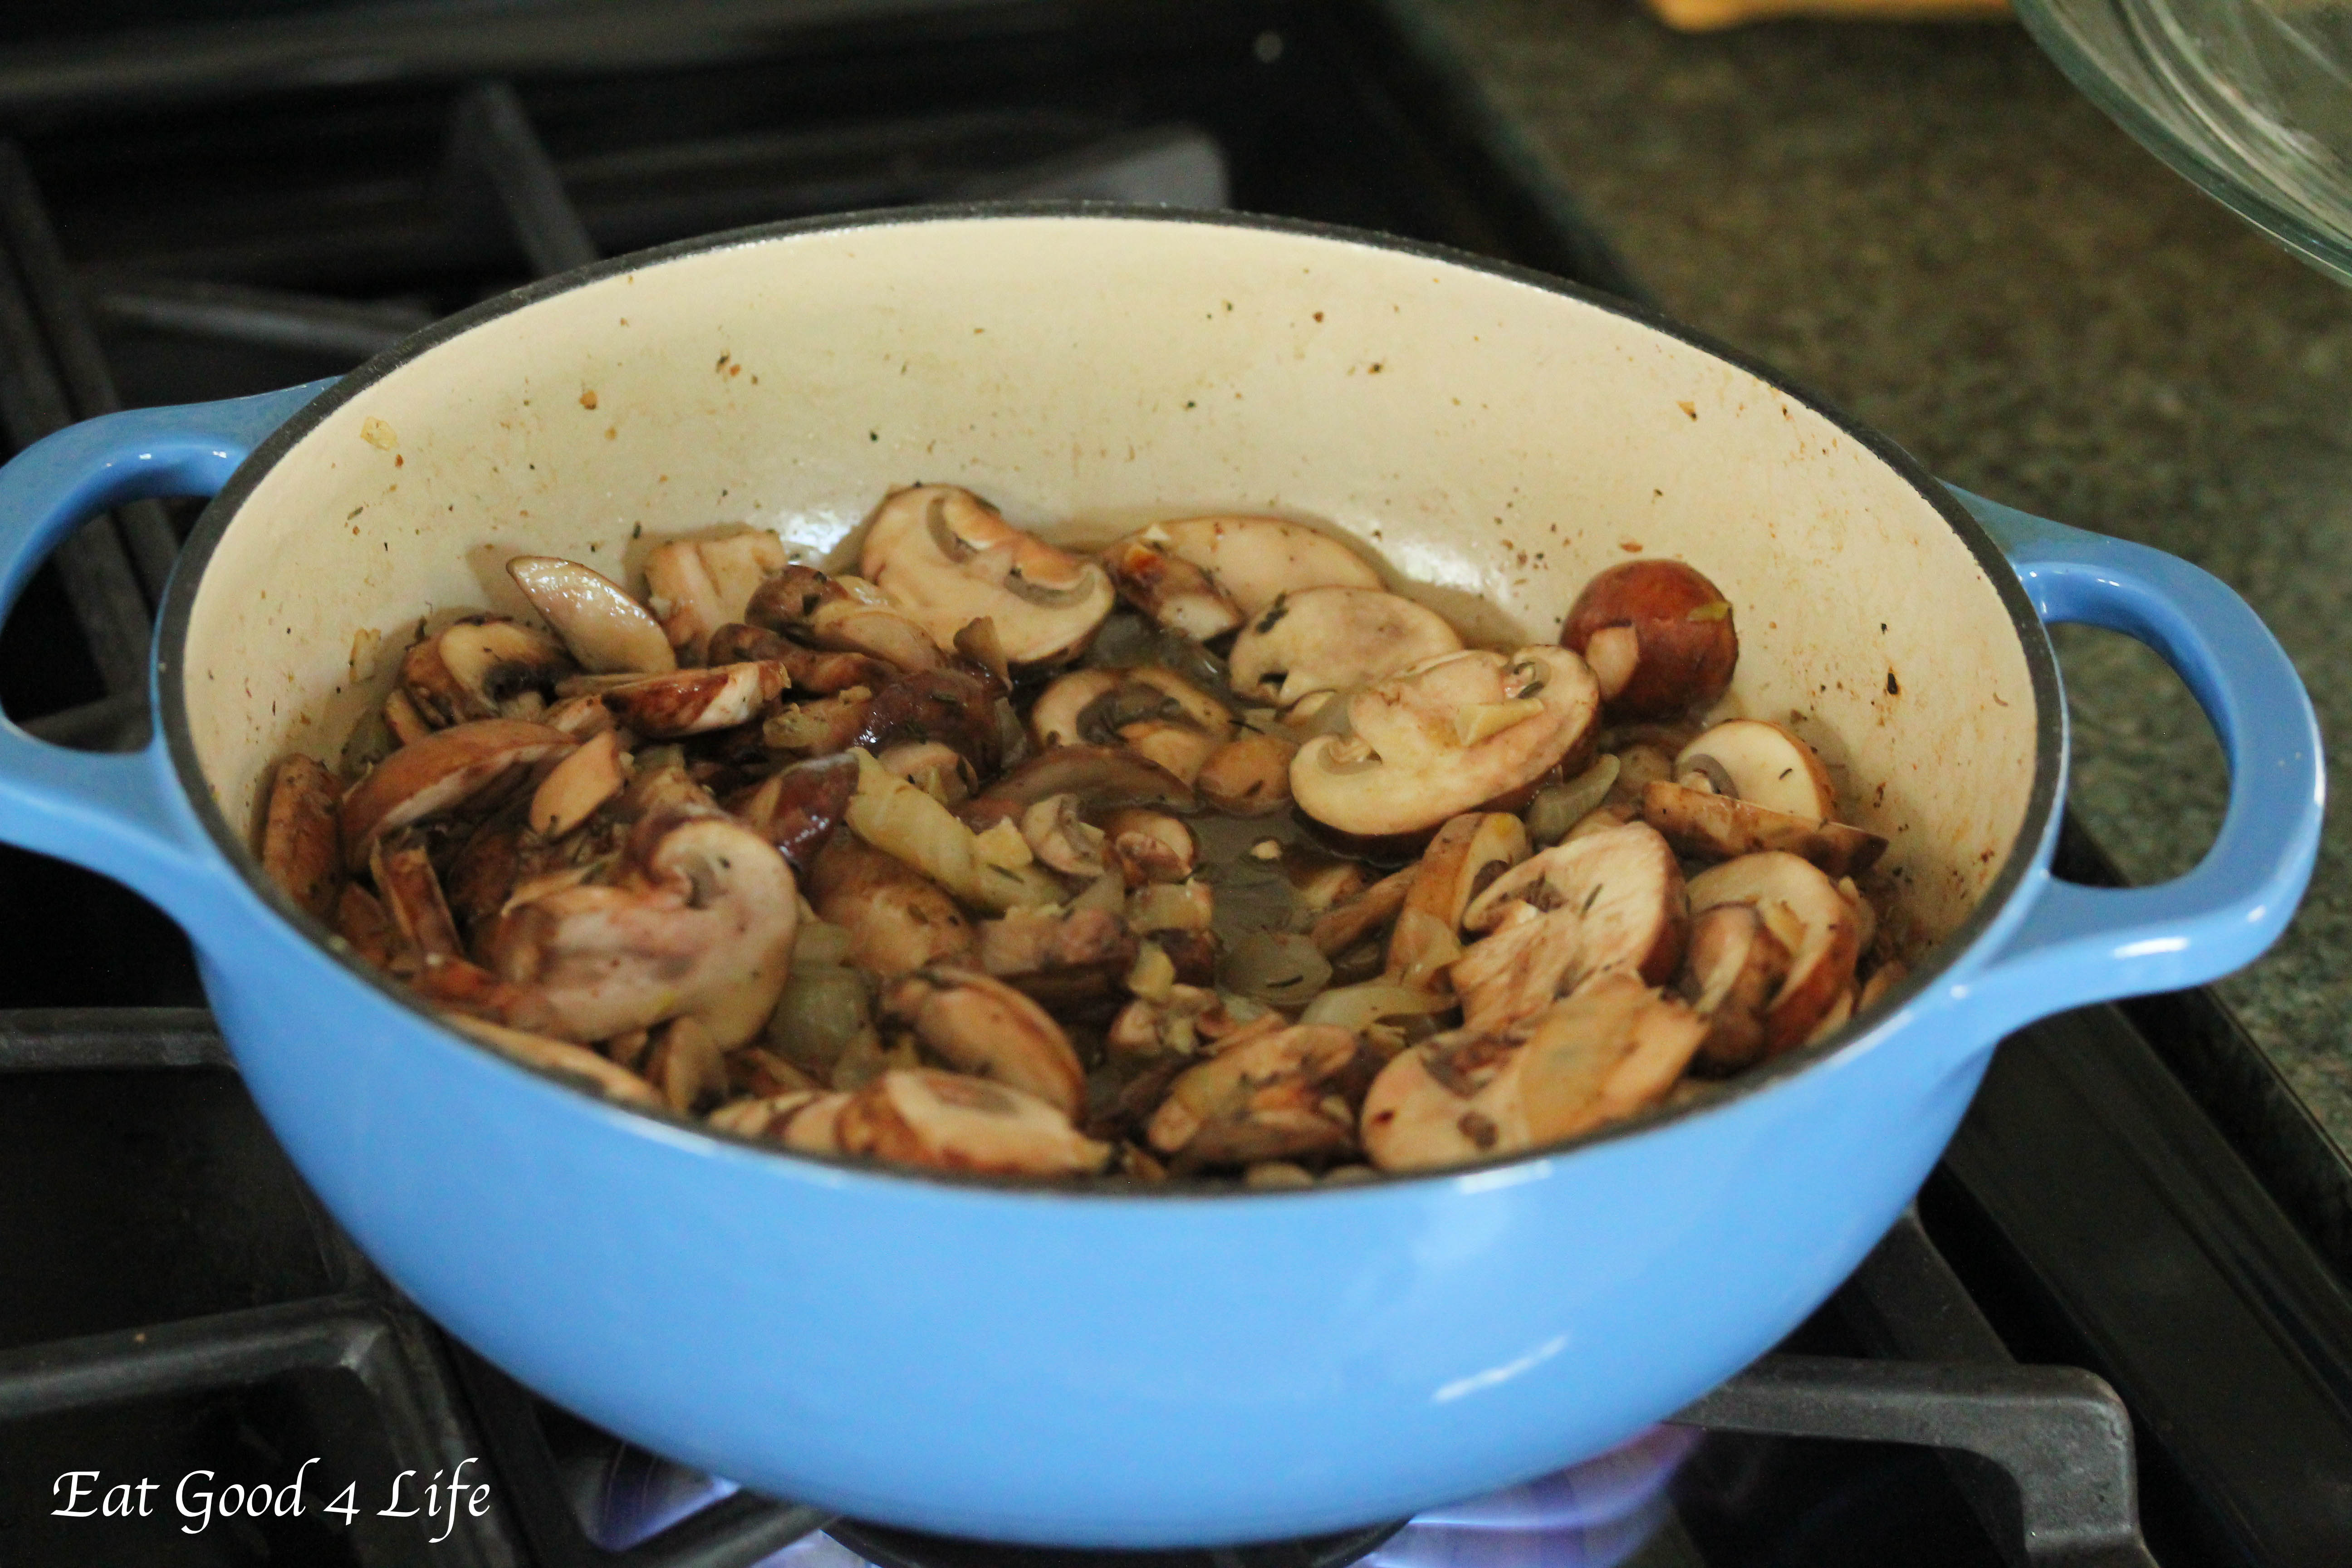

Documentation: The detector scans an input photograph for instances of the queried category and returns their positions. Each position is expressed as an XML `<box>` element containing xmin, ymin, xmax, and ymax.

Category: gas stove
<box><xmin>0</xmin><ymin>4</ymin><xmax>2347</xmax><ymax>1565</ymax></box>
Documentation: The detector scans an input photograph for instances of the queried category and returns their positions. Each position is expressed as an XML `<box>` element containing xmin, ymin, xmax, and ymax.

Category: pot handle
<box><xmin>0</xmin><ymin>382</ymin><xmax>333</xmax><ymax>920</ymax></box>
<box><xmin>1952</xmin><ymin>487</ymin><xmax>2323</xmax><ymax>1024</ymax></box>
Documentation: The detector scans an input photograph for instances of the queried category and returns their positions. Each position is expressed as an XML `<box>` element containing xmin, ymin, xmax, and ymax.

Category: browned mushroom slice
<box><xmin>839</xmin><ymin>1068</ymin><xmax>1110</xmax><ymax>1175</ymax></box>
<box><xmin>602</xmin><ymin>660</ymin><xmax>789</xmax><ymax>738</ymax></box>
<box><xmin>853</xmin><ymin>668</ymin><xmax>1005</xmax><ymax>776</ymax></box>
<box><xmin>1685</xmin><ymin>851</ymin><xmax>1862</xmax><ymax>1054</ymax></box>
<box><xmin>529</xmin><ymin>729</ymin><xmax>627</xmax><ymax>840</ymax></box>
<box><xmin>339</xmin><ymin>719</ymin><xmax>575</xmax><ymax>872</ymax></box>
<box><xmin>1308</xmin><ymin>864</ymin><xmax>1417</xmax><ymax>958</ymax></box>
<box><xmin>1640</xmin><ymin>781</ymin><xmax>1887</xmax><ymax>877</ymax></box>
<box><xmin>808</xmin><ymin>834</ymin><xmax>976</xmax><ymax>977</ymax></box>
<box><xmin>1122</xmin><ymin>516</ymin><xmax>1384</xmax><ymax>621</ymax></box>
<box><xmin>507</xmin><ymin>556</ymin><xmax>677</xmax><ymax>675</ymax></box>
<box><xmin>401</xmin><ymin>616</ymin><xmax>576</xmax><ymax>727</ymax></box>
<box><xmin>726</xmin><ymin>753</ymin><xmax>858</xmax><ymax>871</ymax></box>
<box><xmin>370</xmin><ymin>832</ymin><xmax>462</xmax><ymax>960</ymax></box>
<box><xmin>880</xmin><ymin>965</ymin><xmax>1088</xmax><ymax>1117</ymax></box>
<box><xmin>709</xmin><ymin>1088</ymin><xmax>851</xmax><ymax>1153</ymax></box>
<box><xmin>1387</xmin><ymin>812</ymin><xmax>1531</xmax><ymax>991</ymax></box>
<box><xmin>1145</xmin><ymin>1023</ymin><xmax>1373</xmax><ymax>1169</ymax></box>
<box><xmin>1561</xmin><ymin>560</ymin><xmax>1738</xmax><ymax>720</ymax></box>
<box><xmin>1099</xmin><ymin>808</ymin><xmax>1197</xmax><ymax>885</ymax></box>
<box><xmin>260</xmin><ymin>754</ymin><xmax>343</xmax><ymax>920</ymax></box>
<box><xmin>979</xmin><ymin>904</ymin><xmax>1138</xmax><ymax>1010</ymax></box>
<box><xmin>1228</xmin><ymin>588</ymin><xmax>1464</xmax><ymax>711</ymax></box>
<box><xmin>1195</xmin><ymin>732</ymin><xmax>1298</xmax><ymax>817</ymax></box>
<box><xmin>1099</xmin><ymin>536</ymin><xmax>1243</xmax><ymax>641</ymax></box>
<box><xmin>1676</xmin><ymin>903</ymin><xmax>1794</xmax><ymax>1072</ymax></box>
<box><xmin>1450</xmin><ymin>823</ymin><xmax>1687</xmax><ymax>1032</ymax></box>
<box><xmin>1029</xmin><ymin>669</ymin><xmax>1122</xmax><ymax>750</ymax></box>
<box><xmin>1019</xmin><ymin>794</ymin><xmax>1107</xmax><ymax>877</ymax></box>
<box><xmin>442</xmin><ymin>1014</ymin><xmax>667</xmax><ymax>1110</ymax></box>
<box><xmin>726</xmin><ymin>1044</ymin><xmax>820</xmax><ymax>1100</ymax></box>
<box><xmin>334</xmin><ymin>883</ymin><xmax>404</xmax><ymax>971</ymax></box>
<box><xmin>642</xmin><ymin>528</ymin><xmax>789</xmax><ymax>664</ymax></box>
<box><xmin>1361</xmin><ymin>1028</ymin><xmax>1528</xmax><ymax>1171</ymax></box>
<box><xmin>975</xmin><ymin>745</ymin><xmax>1196</xmax><ymax>814</ymax></box>
<box><xmin>860</xmin><ymin>485</ymin><xmax>1115</xmax><ymax>667</ymax></box>
<box><xmin>745</xmin><ymin>565</ymin><xmax>945</xmax><ymax>674</ymax></box>
<box><xmin>487</xmin><ymin>806</ymin><xmax>799</xmax><ymax>1048</ymax></box>
<box><xmin>1514</xmin><ymin>973</ymin><xmax>1709</xmax><ymax>1143</ymax></box>
<box><xmin>1291</xmin><ymin>647</ymin><xmax>1598</xmax><ymax>838</ymax></box>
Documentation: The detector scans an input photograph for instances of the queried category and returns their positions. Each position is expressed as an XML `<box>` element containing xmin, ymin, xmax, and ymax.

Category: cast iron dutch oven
<box><xmin>0</xmin><ymin>209</ymin><xmax>2320</xmax><ymax>1546</ymax></box>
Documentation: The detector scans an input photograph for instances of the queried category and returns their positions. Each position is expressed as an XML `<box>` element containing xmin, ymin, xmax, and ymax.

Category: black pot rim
<box><xmin>156</xmin><ymin>200</ymin><xmax>2067</xmax><ymax>1200</ymax></box>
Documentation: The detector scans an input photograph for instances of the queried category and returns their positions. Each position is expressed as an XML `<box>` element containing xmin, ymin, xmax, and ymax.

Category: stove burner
<box><xmin>824</xmin><ymin>1518</ymin><xmax>1409</xmax><ymax>1568</ymax></box>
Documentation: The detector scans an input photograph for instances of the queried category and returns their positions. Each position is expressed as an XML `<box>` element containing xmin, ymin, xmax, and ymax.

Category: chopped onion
<box><xmin>766</xmin><ymin>964</ymin><xmax>872</xmax><ymax>1078</ymax></box>
<box><xmin>1525</xmin><ymin>755</ymin><xmax>1621</xmax><ymax>846</ymax></box>
<box><xmin>1219</xmin><ymin>930</ymin><xmax>1332</xmax><ymax>1009</ymax></box>
<box><xmin>791</xmin><ymin>920</ymin><xmax>854</xmax><ymax>968</ymax></box>
<box><xmin>1300</xmin><ymin>982</ymin><xmax>1455</xmax><ymax>1031</ymax></box>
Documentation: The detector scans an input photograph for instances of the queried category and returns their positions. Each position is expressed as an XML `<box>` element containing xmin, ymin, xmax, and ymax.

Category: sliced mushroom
<box><xmin>486</xmin><ymin>805</ymin><xmax>800</xmax><ymax>1047</ymax></box>
<box><xmin>1029</xmin><ymin>670</ymin><xmax>1122</xmax><ymax>750</ymax></box>
<box><xmin>1308</xmin><ymin>864</ymin><xmax>1416</xmax><ymax>958</ymax></box>
<box><xmin>1099</xmin><ymin>536</ymin><xmax>1243</xmax><ymax>641</ymax></box>
<box><xmin>1685</xmin><ymin>851</ymin><xmax>1862</xmax><ymax>1054</ymax></box>
<box><xmin>1195</xmin><ymin>731</ymin><xmax>1298</xmax><ymax>816</ymax></box>
<box><xmin>1291</xmin><ymin>647</ymin><xmax>1599</xmax><ymax>839</ymax></box>
<box><xmin>1145</xmin><ymin>1023</ymin><xmax>1374</xmax><ymax>1169</ymax></box>
<box><xmin>725</xmin><ymin>753</ymin><xmax>858</xmax><ymax>870</ymax></box>
<box><xmin>529</xmin><ymin>729</ymin><xmax>627</xmax><ymax>840</ymax></box>
<box><xmin>1387</xmin><ymin>812</ymin><xmax>1530</xmax><ymax>990</ymax></box>
<box><xmin>882</xmin><ymin>965</ymin><xmax>1088</xmax><ymax>1117</ymax></box>
<box><xmin>1561</xmin><ymin>560</ymin><xmax>1737</xmax><ymax>719</ymax></box>
<box><xmin>978</xmin><ymin>904</ymin><xmax>1138</xmax><ymax>1013</ymax></box>
<box><xmin>370</xmin><ymin>831</ymin><xmax>463</xmax><ymax>960</ymax></box>
<box><xmin>853</xmin><ymin>668</ymin><xmax>1005</xmax><ymax>777</ymax></box>
<box><xmin>764</xmin><ymin>688</ymin><xmax>876</xmax><ymax>757</ymax></box>
<box><xmin>1117</xmin><ymin>516</ymin><xmax>1384</xmax><ymax>622</ymax></box>
<box><xmin>261</xmin><ymin>754</ymin><xmax>343</xmax><ymax>921</ymax></box>
<box><xmin>808</xmin><ymin>833</ymin><xmax>975</xmax><ymax>977</ymax></box>
<box><xmin>401</xmin><ymin>616</ymin><xmax>576</xmax><ymax>726</ymax></box>
<box><xmin>860</xmin><ymin>485</ymin><xmax>1115</xmax><ymax>667</ymax></box>
<box><xmin>1019</xmin><ymin>794</ymin><xmax>1107</xmax><ymax>877</ymax></box>
<box><xmin>382</xmin><ymin>688</ymin><xmax>436</xmax><ymax>748</ymax></box>
<box><xmin>507</xmin><ymin>556</ymin><xmax>677</xmax><ymax>674</ymax></box>
<box><xmin>838</xmin><ymin>1068</ymin><xmax>1111</xmax><ymax>1176</ymax></box>
<box><xmin>1676</xmin><ymin>903</ymin><xmax>1795</xmax><ymax>1072</ymax></box>
<box><xmin>974</xmin><ymin>745</ymin><xmax>1196</xmax><ymax>815</ymax></box>
<box><xmin>638</xmin><ymin>1015</ymin><xmax>731</xmax><ymax>1114</ymax></box>
<box><xmin>642</xmin><ymin>528</ymin><xmax>789</xmax><ymax>664</ymax></box>
<box><xmin>745</xmin><ymin>564</ymin><xmax>945</xmax><ymax>673</ymax></box>
<box><xmin>334</xmin><ymin>883</ymin><xmax>403</xmax><ymax>971</ymax></box>
<box><xmin>1099</xmin><ymin>808</ymin><xmax>1196</xmax><ymax>885</ymax></box>
<box><xmin>1227</xmin><ymin>588</ymin><xmax>1464</xmax><ymax>710</ymax></box>
<box><xmin>1513</xmin><ymin>973</ymin><xmax>1709</xmax><ymax>1143</ymax></box>
<box><xmin>602</xmin><ymin>660</ymin><xmax>790</xmax><ymax>738</ymax></box>
<box><xmin>444</xmin><ymin>1014</ymin><xmax>666</xmax><ymax>1111</ymax></box>
<box><xmin>1676</xmin><ymin>720</ymin><xmax>1836</xmax><ymax>820</ymax></box>
<box><xmin>726</xmin><ymin>1044</ymin><xmax>821</xmax><ymax>1100</ymax></box>
<box><xmin>1640</xmin><ymin>779</ymin><xmax>1887</xmax><ymax>877</ymax></box>
<box><xmin>709</xmin><ymin>1088</ymin><xmax>850</xmax><ymax>1154</ymax></box>
<box><xmin>1450</xmin><ymin>822</ymin><xmax>1687</xmax><ymax>1032</ymax></box>
<box><xmin>339</xmin><ymin>718</ymin><xmax>575</xmax><ymax>871</ymax></box>
<box><xmin>1360</xmin><ymin>1027</ymin><xmax>1527</xmax><ymax>1171</ymax></box>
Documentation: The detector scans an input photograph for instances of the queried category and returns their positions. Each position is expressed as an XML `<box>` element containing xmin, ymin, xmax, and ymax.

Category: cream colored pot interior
<box><xmin>184</xmin><ymin>214</ymin><xmax>2038</xmax><ymax>947</ymax></box>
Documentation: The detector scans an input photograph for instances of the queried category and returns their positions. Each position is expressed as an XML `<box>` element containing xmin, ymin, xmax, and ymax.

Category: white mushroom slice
<box><xmin>1451</xmin><ymin>823</ymin><xmax>1688</xmax><ymax>1032</ymax></box>
<box><xmin>1098</xmin><ymin>808</ymin><xmax>1197</xmax><ymax>885</ymax></box>
<box><xmin>1642</xmin><ymin>780</ymin><xmax>1888</xmax><ymax>877</ymax></box>
<box><xmin>642</xmin><ymin>528</ymin><xmax>789</xmax><ymax>664</ymax></box>
<box><xmin>838</xmin><ymin>1068</ymin><xmax>1111</xmax><ymax>1176</ymax></box>
<box><xmin>1227</xmin><ymin>587</ymin><xmax>1464</xmax><ymax>709</ymax></box>
<box><xmin>1120</xmin><ymin>720</ymin><xmax>1222</xmax><ymax>787</ymax></box>
<box><xmin>880</xmin><ymin>966</ymin><xmax>1088</xmax><ymax>1118</ymax></box>
<box><xmin>860</xmin><ymin>485</ymin><xmax>1115</xmax><ymax>667</ymax></box>
<box><xmin>1676</xmin><ymin>720</ymin><xmax>1837</xmax><ymax>821</ymax></box>
<box><xmin>487</xmin><ymin>806</ymin><xmax>800</xmax><ymax>1048</ymax></box>
<box><xmin>1387</xmin><ymin>812</ymin><xmax>1530</xmax><ymax>990</ymax></box>
<box><xmin>529</xmin><ymin>729</ymin><xmax>627</xmax><ymax>839</ymax></box>
<box><xmin>543</xmin><ymin>693</ymin><xmax>619</xmax><ymax>739</ymax></box>
<box><xmin>1195</xmin><ymin>732</ymin><xmax>1298</xmax><ymax>816</ymax></box>
<box><xmin>1514</xmin><ymin>974</ymin><xmax>1709</xmax><ymax>1144</ymax></box>
<box><xmin>1120</xmin><ymin>667</ymin><xmax>1234</xmax><ymax>740</ymax></box>
<box><xmin>1145</xmin><ymin>1023</ymin><xmax>1372</xmax><ymax>1168</ymax></box>
<box><xmin>261</xmin><ymin>755</ymin><xmax>343</xmax><ymax>921</ymax></box>
<box><xmin>402</xmin><ymin>617</ymin><xmax>575</xmax><ymax>725</ymax></box>
<box><xmin>1677</xmin><ymin>903</ymin><xmax>1794</xmax><ymax>1072</ymax></box>
<box><xmin>382</xmin><ymin>688</ymin><xmax>435</xmax><ymax>747</ymax></box>
<box><xmin>710</xmin><ymin>1089</ymin><xmax>852</xmax><ymax>1154</ymax></box>
<box><xmin>1360</xmin><ymin>1028</ymin><xmax>1529</xmax><ymax>1171</ymax></box>
<box><xmin>370</xmin><ymin>833</ymin><xmax>463</xmax><ymax>960</ymax></box>
<box><xmin>1030</xmin><ymin>669</ymin><xmax>1122</xmax><ymax>750</ymax></box>
<box><xmin>445</xmin><ymin>1015</ymin><xmax>667</xmax><ymax>1111</ymax></box>
<box><xmin>1132</xmin><ymin>516</ymin><xmax>1385</xmax><ymax>619</ymax></box>
<box><xmin>1292</xmin><ymin>647</ymin><xmax>1599</xmax><ymax>839</ymax></box>
<box><xmin>807</xmin><ymin>600</ymin><xmax>945</xmax><ymax>673</ymax></box>
<box><xmin>1685</xmin><ymin>851</ymin><xmax>1863</xmax><ymax>1054</ymax></box>
<box><xmin>639</xmin><ymin>1016</ymin><xmax>730</xmax><ymax>1114</ymax></box>
<box><xmin>1019</xmin><ymin>794</ymin><xmax>1108</xmax><ymax>877</ymax></box>
<box><xmin>601</xmin><ymin>661</ymin><xmax>790</xmax><ymax>738</ymax></box>
<box><xmin>1099</xmin><ymin>536</ymin><xmax>1244</xmax><ymax>640</ymax></box>
<box><xmin>339</xmin><ymin>719</ymin><xmax>575</xmax><ymax>871</ymax></box>
<box><xmin>507</xmin><ymin>556</ymin><xmax>677</xmax><ymax>674</ymax></box>
<box><xmin>808</xmin><ymin>835</ymin><xmax>975</xmax><ymax>978</ymax></box>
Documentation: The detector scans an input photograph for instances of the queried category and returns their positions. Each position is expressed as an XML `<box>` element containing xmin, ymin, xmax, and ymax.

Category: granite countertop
<box><xmin>1417</xmin><ymin>0</ymin><xmax>2352</xmax><ymax>1148</ymax></box>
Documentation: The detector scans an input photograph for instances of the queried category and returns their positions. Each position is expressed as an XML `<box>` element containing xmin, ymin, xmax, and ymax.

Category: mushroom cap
<box><xmin>1136</xmin><ymin>516</ymin><xmax>1384</xmax><ymax>619</ymax></box>
<box><xmin>1450</xmin><ymin>822</ymin><xmax>1688</xmax><ymax>1032</ymax></box>
<box><xmin>1560</xmin><ymin>559</ymin><xmax>1737</xmax><ymax>719</ymax></box>
<box><xmin>1099</xmin><ymin>536</ymin><xmax>1244</xmax><ymax>641</ymax></box>
<box><xmin>860</xmin><ymin>485</ymin><xmax>1115</xmax><ymax>667</ymax></box>
<box><xmin>1685</xmin><ymin>851</ymin><xmax>1862</xmax><ymax>1053</ymax></box>
<box><xmin>1227</xmin><ymin>587</ymin><xmax>1465</xmax><ymax>709</ymax></box>
<box><xmin>642</xmin><ymin>528</ymin><xmax>789</xmax><ymax>664</ymax></box>
<box><xmin>1290</xmin><ymin>647</ymin><xmax>1599</xmax><ymax>838</ymax></box>
<box><xmin>338</xmin><ymin>718</ymin><xmax>575</xmax><ymax>871</ymax></box>
<box><xmin>507</xmin><ymin>556</ymin><xmax>676</xmax><ymax>675</ymax></box>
